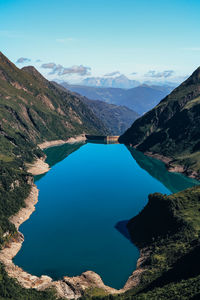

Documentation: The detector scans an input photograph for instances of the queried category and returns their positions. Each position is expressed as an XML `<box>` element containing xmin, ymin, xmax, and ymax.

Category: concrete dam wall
<box><xmin>85</xmin><ymin>135</ymin><xmax>119</xmax><ymax>143</ymax></box>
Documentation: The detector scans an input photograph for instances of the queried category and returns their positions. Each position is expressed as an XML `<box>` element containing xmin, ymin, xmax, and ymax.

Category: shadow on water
<box><xmin>115</xmin><ymin>220</ymin><xmax>132</xmax><ymax>242</ymax></box>
<box><xmin>34</xmin><ymin>142</ymin><xmax>85</xmax><ymax>182</ymax></box>
<box><xmin>115</xmin><ymin>146</ymin><xmax>200</xmax><ymax>242</ymax></box>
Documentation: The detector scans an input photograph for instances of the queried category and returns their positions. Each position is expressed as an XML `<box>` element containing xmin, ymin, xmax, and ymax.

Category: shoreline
<box><xmin>143</xmin><ymin>151</ymin><xmax>199</xmax><ymax>180</ymax></box>
<box><xmin>38</xmin><ymin>134</ymin><xmax>86</xmax><ymax>150</ymax></box>
<box><xmin>2</xmin><ymin>138</ymin><xmax>195</xmax><ymax>298</ymax></box>
<box><xmin>0</xmin><ymin>137</ymin><xmax>123</xmax><ymax>299</ymax></box>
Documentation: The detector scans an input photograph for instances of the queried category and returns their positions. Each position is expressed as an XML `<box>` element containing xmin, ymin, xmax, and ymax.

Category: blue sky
<box><xmin>1</xmin><ymin>0</ymin><xmax>200</xmax><ymax>83</ymax></box>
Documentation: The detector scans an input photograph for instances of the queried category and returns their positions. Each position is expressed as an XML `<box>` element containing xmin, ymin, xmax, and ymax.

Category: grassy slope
<box><xmin>0</xmin><ymin>52</ymin><xmax>108</xmax><ymax>299</ymax></box>
<box><xmin>1</xmin><ymin>53</ymin><xmax>200</xmax><ymax>300</ymax></box>
<box><xmin>81</xmin><ymin>187</ymin><xmax>200</xmax><ymax>300</ymax></box>
<box><xmin>81</xmin><ymin>70</ymin><xmax>200</xmax><ymax>299</ymax></box>
<box><xmin>119</xmin><ymin>67</ymin><xmax>200</xmax><ymax>176</ymax></box>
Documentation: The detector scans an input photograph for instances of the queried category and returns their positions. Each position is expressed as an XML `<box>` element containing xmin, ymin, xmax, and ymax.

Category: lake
<box><xmin>14</xmin><ymin>142</ymin><xmax>199</xmax><ymax>289</ymax></box>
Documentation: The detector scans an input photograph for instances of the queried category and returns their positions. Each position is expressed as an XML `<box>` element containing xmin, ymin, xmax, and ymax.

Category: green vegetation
<box><xmin>119</xmin><ymin>67</ymin><xmax>200</xmax><ymax>177</ymax></box>
<box><xmin>1</xmin><ymin>52</ymin><xmax>200</xmax><ymax>299</ymax></box>
<box><xmin>0</xmin><ymin>52</ymin><xmax>107</xmax><ymax>299</ymax></box>
<box><xmin>81</xmin><ymin>187</ymin><xmax>200</xmax><ymax>299</ymax></box>
<box><xmin>0</xmin><ymin>262</ymin><xmax>62</xmax><ymax>300</ymax></box>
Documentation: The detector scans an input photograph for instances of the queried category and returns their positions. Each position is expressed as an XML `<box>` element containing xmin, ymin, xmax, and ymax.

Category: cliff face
<box><xmin>119</xmin><ymin>67</ymin><xmax>200</xmax><ymax>176</ymax></box>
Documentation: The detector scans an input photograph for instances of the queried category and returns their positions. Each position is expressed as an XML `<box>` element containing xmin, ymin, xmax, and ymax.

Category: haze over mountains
<box><xmin>61</xmin><ymin>82</ymin><xmax>174</xmax><ymax>115</ymax></box>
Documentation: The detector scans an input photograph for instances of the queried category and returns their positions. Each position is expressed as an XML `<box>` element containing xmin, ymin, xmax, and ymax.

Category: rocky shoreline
<box><xmin>143</xmin><ymin>151</ymin><xmax>199</xmax><ymax>180</ymax></box>
<box><xmin>0</xmin><ymin>137</ymin><xmax>150</xmax><ymax>299</ymax></box>
<box><xmin>38</xmin><ymin>134</ymin><xmax>86</xmax><ymax>150</ymax></box>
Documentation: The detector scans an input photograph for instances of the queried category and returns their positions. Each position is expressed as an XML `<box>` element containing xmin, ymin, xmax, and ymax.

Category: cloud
<box><xmin>104</xmin><ymin>71</ymin><xmax>120</xmax><ymax>77</ymax></box>
<box><xmin>35</xmin><ymin>59</ymin><xmax>42</xmax><ymax>62</ymax></box>
<box><xmin>16</xmin><ymin>57</ymin><xmax>31</xmax><ymax>64</ymax></box>
<box><xmin>145</xmin><ymin>70</ymin><xmax>174</xmax><ymax>78</ymax></box>
<box><xmin>131</xmin><ymin>72</ymin><xmax>137</xmax><ymax>75</ymax></box>
<box><xmin>41</xmin><ymin>62</ymin><xmax>56</xmax><ymax>69</ymax></box>
<box><xmin>41</xmin><ymin>62</ymin><xmax>91</xmax><ymax>76</ymax></box>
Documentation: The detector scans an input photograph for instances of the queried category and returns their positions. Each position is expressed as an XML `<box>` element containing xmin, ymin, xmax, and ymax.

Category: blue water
<box><xmin>14</xmin><ymin>143</ymin><xmax>199</xmax><ymax>289</ymax></box>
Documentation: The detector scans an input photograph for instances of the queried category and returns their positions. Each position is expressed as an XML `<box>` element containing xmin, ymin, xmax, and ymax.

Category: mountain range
<box><xmin>1</xmin><ymin>51</ymin><xmax>200</xmax><ymax>300</ymax></box>
<box><xmin>61</xmin><ymin>82</ymin><xmax>174</xmax><ymax>115</ymax></box>
<box><xmin>80</xmin><ymin>74</ymin><xmax>140</xmax><ymax>89</ymax></box>
<box><xmin>52</xmin><ymin>81</ymin><xmax>139</xmax><ymax>135</ymax></box>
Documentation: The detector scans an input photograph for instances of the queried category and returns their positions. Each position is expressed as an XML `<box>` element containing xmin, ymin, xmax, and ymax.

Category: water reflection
<box><xmin>35</xmin><ymin>142</ymin><xmax>85</xmax><ymax>181</ymax></box>
<box><xmin>127</xmin><ymin>147</ymin><xmax>199</xmax><ymax>194</ymax></box>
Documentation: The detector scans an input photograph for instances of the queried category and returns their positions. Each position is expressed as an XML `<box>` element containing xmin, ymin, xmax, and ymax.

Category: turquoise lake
<box><xmin>14</xmin><ymin>142</ymin><xmax>199</xmax><ymax>289</ymax></box>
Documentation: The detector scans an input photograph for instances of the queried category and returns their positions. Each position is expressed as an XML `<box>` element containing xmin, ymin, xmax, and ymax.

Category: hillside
<box><xmin>61</xmin><ymin>82</ymin><xmax>174</xmax><ymax>114</ymax></box>
<box><xmin>119</xmin><ymin>67</ymin><xmax>200</xmax><ymax>178</ymax></box>
<box><xmin>53</xmin><ymin>81</ymin><xmax>139</xmax><ymax>135</ymax></box>
<box><xmin>81</xmin><ymin>98</ymin><xmax>139</xmax><ymax>135</ymax></box>
<box><xmin>0</xmin><ymin>52</ymin><xmax>108</xmax><ymax>299</ymax></box>
<box><xmin>0</xmin><ymin>52</ymin><xmax>108</xmax><ymax>164</ymax></box>
<box><xmin>81</xmin><ymin>186</ymin><xmax>200</xmax><ymax>300</ymax></box>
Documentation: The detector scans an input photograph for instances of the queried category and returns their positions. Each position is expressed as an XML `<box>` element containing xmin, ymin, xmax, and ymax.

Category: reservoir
<box><xmin>14</xmin><ymin>142</ymin><xmax>199</xmax><ymax>289</ymax></box>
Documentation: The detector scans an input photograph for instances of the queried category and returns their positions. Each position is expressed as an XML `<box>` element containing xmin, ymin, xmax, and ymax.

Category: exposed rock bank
<box><xmin>144</xmin><ymin>151</ymin><xmax>199</xmax><ymax>180</ymax></box>
<box><xmin>38</xmin><ymin>134</ymin><xmax>86</xmax><ymax>150</ymax></box>
<box><xmin>0</xmin><ymin>138</ymin><xmax>147</xmax><ymax>299</ymax></box>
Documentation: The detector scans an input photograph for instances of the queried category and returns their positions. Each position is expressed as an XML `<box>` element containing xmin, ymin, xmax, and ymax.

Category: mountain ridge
<box><xmin>53</xmin><ymin>81</ymin><xmax>139</xmax><ymax>135</ymax></box>
<box><xmin>61</xmin><ymin>81</ymin><xmax>174</xmax><ymax>114</ymax></box>
<box><xmin>119</xmin><ymin>66</ymin><xmax>200</xmax><ymax>178</ymax></box>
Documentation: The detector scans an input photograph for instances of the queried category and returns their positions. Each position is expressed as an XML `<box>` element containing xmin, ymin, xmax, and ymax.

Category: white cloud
<box><xmin>16</xmin><ymin>57</ymin><xmax>31</xmax><ymax>64</ymax></box>
<box><xmin>145</xmin><ymin>70</ymin><xmax>174</xmax><ymax>78</ymax></box>
<box><xmin>41</xmin><ymin>62</ymin><xmax>91</xmax><ymax>76</ymax></box>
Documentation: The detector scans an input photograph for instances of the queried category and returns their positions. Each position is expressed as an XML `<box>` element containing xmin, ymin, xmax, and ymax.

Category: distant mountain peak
<box><xmin>81</xmin><ymin>75</ymin><xmax>140</xmax><ymax>89</ymax></box>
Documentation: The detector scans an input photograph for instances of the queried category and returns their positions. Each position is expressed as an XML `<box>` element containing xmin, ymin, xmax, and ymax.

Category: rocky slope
<box><xmin>119</xmin><ymin>67</ymin><xmax>200</xmax><ymax>178</ymax></box>
<box><xmin>0</xmin><ymin>52</ymin><xmax>107</xmax><ymax>164</ymax></box>
<box><xmin>0</xmin><ymin>52</ymin><xmax>108</xmax><ymax>300</ymax></box>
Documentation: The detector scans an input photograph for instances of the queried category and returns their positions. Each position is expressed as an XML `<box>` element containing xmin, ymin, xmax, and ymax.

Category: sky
<box><xmin>1</xmin><ymin>0</ymin><xmax>200</xmax><ymax>84</ymax></box>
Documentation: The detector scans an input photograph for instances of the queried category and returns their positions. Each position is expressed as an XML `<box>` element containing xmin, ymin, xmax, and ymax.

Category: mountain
<box><xmin>52</xmin><ymin>81</ymin><xmax>139</xmax><ymax>135</ymax></box>
<box><xmin>117</xmin><ymin>84</ymin><xmax>174</xmax><ymax>114</ymax></box>
<box><xmin>0</xmin><ymin>52</ymin><xmax>109</xmax><ymax>299</ymax></box>
<box><xmin>80</xmin><ymin>98</ymin><xmax>139</xmax><ymax>135</ymax></box>
<box><xmin>61</xmin><ymin>82</ymin><xmax>174</xmax><ymax>114</ymax></box>
<box><xmin>119</xmin><ymin>67</ymin><xmax>200</xmax><ymax>178</ymax></box>
<box><xmin>81</xmin><ymin>74</ymin><xmax>140</xmax><ymax>89</ymax></box>
<box><xmin>0</xmin><ymin>52</ymin><xmax>108</xmax><ymax>163</ymax></box>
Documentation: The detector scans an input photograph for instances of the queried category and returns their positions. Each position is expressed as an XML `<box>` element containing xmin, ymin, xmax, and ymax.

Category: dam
<box><xmin>85</xmin><ymin>135</ymin><xmax>119</xmax><ymax>143</ymax></box>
